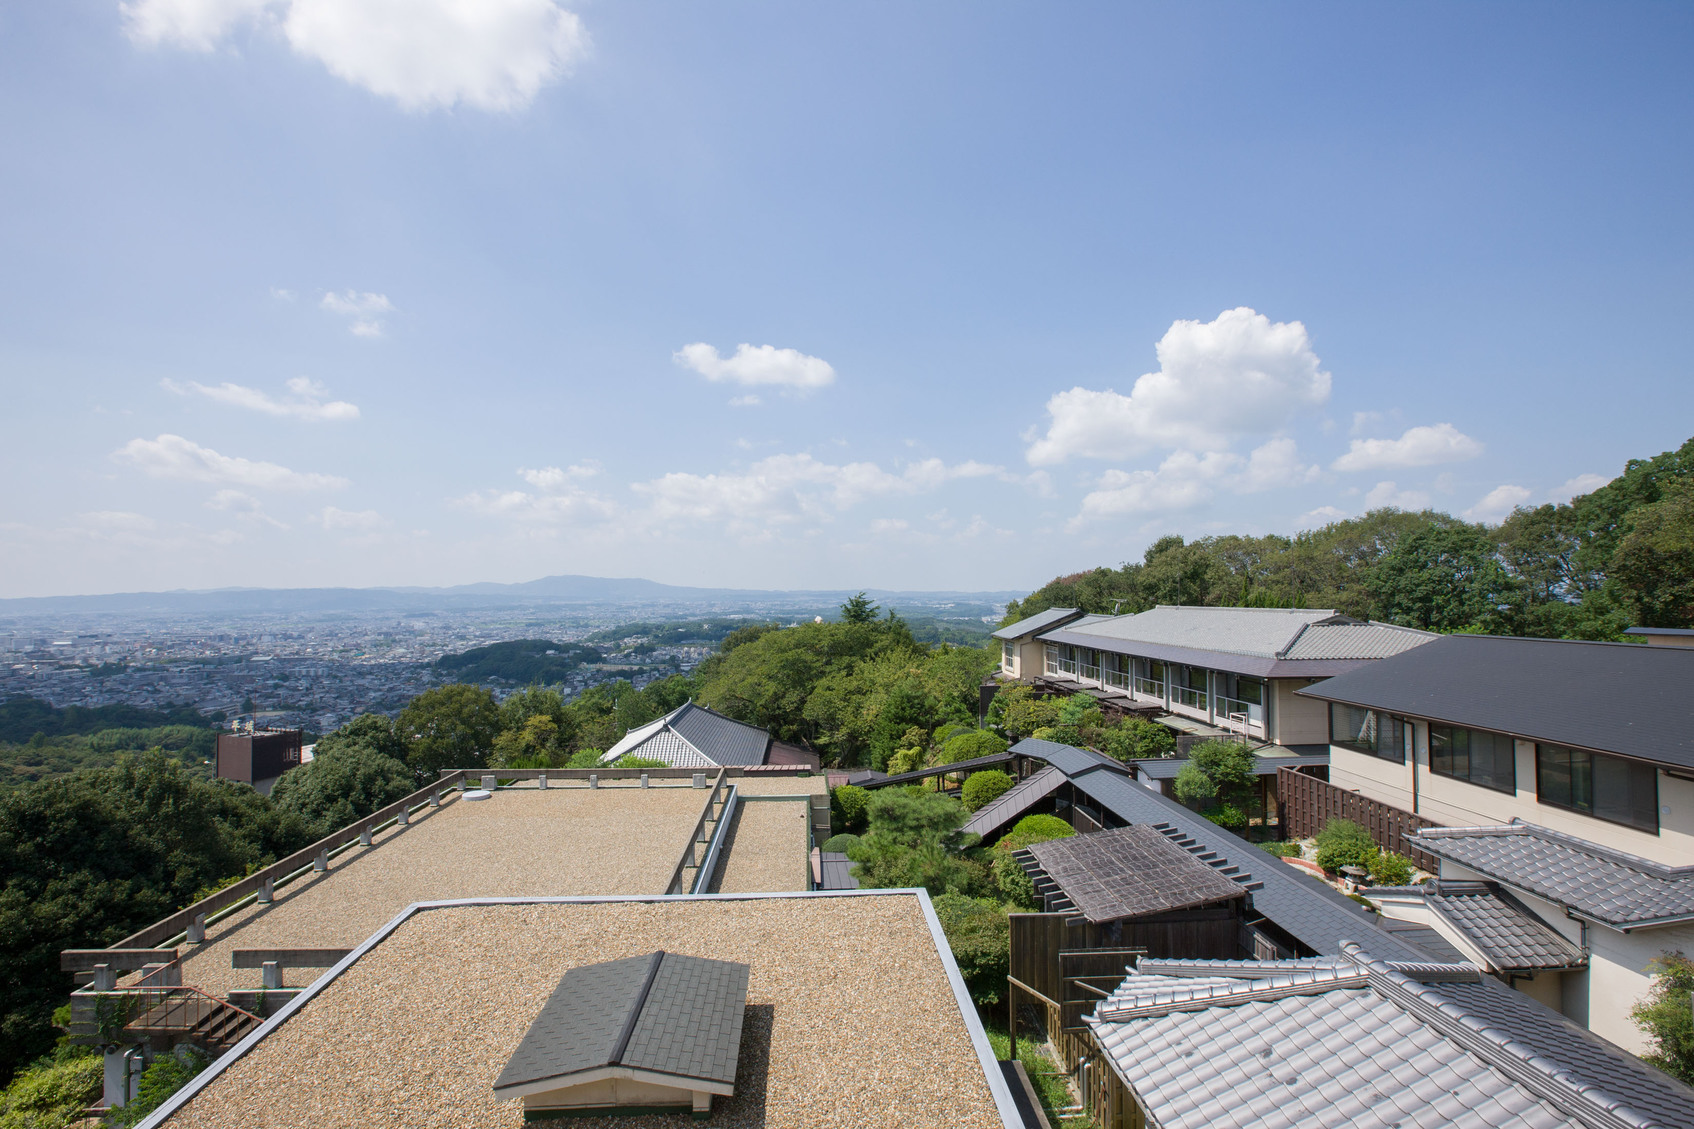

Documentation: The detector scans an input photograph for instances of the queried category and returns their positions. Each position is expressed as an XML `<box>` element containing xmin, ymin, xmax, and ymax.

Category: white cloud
<box><xmin>633</xmin><ymin>453</ymin><xmax>996</xmax><ymax>527</ymax></box>
<box><xmin>728</xmin><ymin>395</ymin><xmax>762</xmax><ymax>408</ymax></box>
<box><xmin>1363</xmin><ymin>481</ymin><xmax>1432</xmax><ymax>510</ymax></box>
<box><xmin>1025</xmin><ymin>307</ymin><xmax>1330</xmax><ymax>465</ymax></box>
<box><xmin>320</xmin><ymin>290</ymin><xmax>394</xmax><ymax>337</ymax></box>
<box><xmin>163</xmin><ymin>376</ymin><xmax>359</xmax><ymax>421</ymax></box>
<box><xmin>673</xmin><ymin>343</ymin><xmax>836</xmax><ymax>392</ymax></box>
<box><xmin>320</xmin><ymin>506</ymin><xmax>390</xmax><ymax>531</ymax></box>
<box><xmin>270</xmin><ymin>287</ymin><xmax>296</xmax><ymax>302</ymax></box>
<box><xmin>1073</xmin><ymin>451</ymin><xmax>1237</xmax><ymax>524</ymax></box>
<box><xmin>113</xmin><ymin>434</ymin><xmax>347</xmax><ymax>490</ymax></box>
<box><xmin>80</xmin><ymin>510</ymin><xmax>158</xmax><ymax>532</ymax></box>
<box><xmin>869</xmin><ymin>518</ymin><xmax>910</xmax><ymax>535</ymax></box>
<box><xmin>122</xmin><ymin>0</ymin><xmax>588</xmax><ymax>112</ymax></box>
<box><xmin>1294</xmin><ymin>505</ymin><xmax>1349</xmax><ymax>529</ymax></box>
<box><xmin>1463</xmin><ymin>484</ymin><xmax>1533</xmax><ymax>523</ymax></box>
<box><xmin>206</xmin><ymin>489</ymin><xmax>262</xmax><ymax>512</ymax></box>
<box><xmin>457</xmin><ymin>465</ymin><xmax>616</xmax><ymax>526</ymax></box>
<box><xmin>1332</xmin><ymin>423</ymin><xmax>1482</xmax><ymax>471</ymax></box>
<box><xmin>1236</xmin><ymin>437</ymin><xmax>1321</xmax><ymax>494</ymax></box>
<box><xmin>1549</xmin><ymin>473</ymin><xmax>1613</xmax><ymax>504</ymax></box>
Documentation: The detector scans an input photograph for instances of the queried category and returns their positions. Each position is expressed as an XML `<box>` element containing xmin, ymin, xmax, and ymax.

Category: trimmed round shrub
<box><xmin>1204</xmin><ymin>802</ymin><xmax>1248</xmax><ymax>830</ymax></box>
<box><xmin>938</xmin><ymin>730</ymin><xmax>1010</xmax><ymax>765</ymax></box>
<box><xmin>961</xmin><ymin>770</ymin><xmax>1015</xmax><ymax>812</ymax></box>
<box><xmin>820</xmin><ymin>833</ymin><xmax>860</xmax><ymax>853</ymax></box>
<box><xmin>831</xmin><ymin>784</ymin><xmax>871</xmax><ymax>835</ymax></box>
<box><xmin>1008</xmin><ymin>813</ymin><xmax>1075</xmax><ymax>842</ymax></box>
<box><xmin>1368</xmin><ymin>849</ymin><xmax>1415</xmax><ymax>887</ymax></box>
<box><xmin>1314</xmin><ymin>818</ymin><xmax>1376</xmax><ymax>873</ymax></box>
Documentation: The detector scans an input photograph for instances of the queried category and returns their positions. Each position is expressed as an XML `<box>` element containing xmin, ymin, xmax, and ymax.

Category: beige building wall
<box><xmin>1271</xmin><ymin>680</ymin><xmax>1330</xmax><ymax>746</ymax></box>
<box><xmin>1328</xmin><ymin>723</ymin><xmax>1694</xmax><ymax>865</ymax></box>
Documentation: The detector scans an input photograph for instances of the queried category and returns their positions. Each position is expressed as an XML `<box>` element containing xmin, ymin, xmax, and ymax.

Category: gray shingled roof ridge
<box><xmin>1346</xmin><ymin>943</ymin><xmax>1676</xmax><ymax>1129</ymax></box>
<box><xmin>992</xmin><ymin>606</ymin><xmax>1081</xmax><ymax>640</ymax></box>
<box><xmin>1417</xmin><ymin>821</ymin><xmax>1694</xmax><ymax>881</ymax></box>
<box><xmin>1023</xmin><ymin>824</ymin><xmax>1248</xmax><ymax>923</ymax></box>
<box><xmin>960</xmin><ymin>764</ymin><xmax>1067</xmax><ymax>839</ymax></box>
<box><xmin>1093</xmin><ymin>963</ymin><xmax>1372</xmax><ymax>1021</ymax></box>
<box><xmin>678</xmin><ymin>700</ymin><xmax>770</xmax><ymax>737</ymax></box>
<box><xmin>1420</xmin><ymin>882</ymin><xmax>1588</xmax><ymax>971</ymax></box>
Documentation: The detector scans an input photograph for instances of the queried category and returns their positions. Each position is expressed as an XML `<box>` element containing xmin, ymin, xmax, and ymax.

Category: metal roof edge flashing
<box><xmin>135</xmin><ymin>888</ymin><xmax>1023</xmax><ymax>1129</ymax></box>
<box><xmin>1092</xmin><ymin>968</ymin><xmax>1372</xmax><ymax>1022</ymax></box>
<box><xmin>1340</xmin><ymin>943</ymin><xmax>1647</xmax><ymax>1129</ymax></box>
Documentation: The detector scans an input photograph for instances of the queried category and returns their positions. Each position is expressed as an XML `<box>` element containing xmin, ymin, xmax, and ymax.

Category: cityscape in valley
<box><xmin>4</xmin><ymin>4</ymin><xmax>1693</xmax><ymax>1129</ymax></box>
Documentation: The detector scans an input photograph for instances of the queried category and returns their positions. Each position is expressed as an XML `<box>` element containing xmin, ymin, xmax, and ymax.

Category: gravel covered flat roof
<box><xmin>174</xmin><ymin>786</ymin><xmax>715</xmax><ymax>997</ymax></box>
<box><xmin>150</xmin><ymin>895</ymin><xmax>1010</xmax><ymax>1129</ymax></box>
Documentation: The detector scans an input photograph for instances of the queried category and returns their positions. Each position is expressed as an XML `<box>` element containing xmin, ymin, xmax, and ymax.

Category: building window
<box><xmin>1329</xmin><ymin>703</ymin><xmax>1405</xmax><ymax>763</ymax></box>
<box><xmin>1002</xmin><ymin>641</ymin><xmax>1015</xmax><ymax>671</ymax></box>
<box><xmin>1429</xmin><ymin>725</ymin><xmax>1516</xmax><ymax>793</ymax></box>
<box><xmin>1536</xmin><ymin>744</ymin><xmax>1658</xmax><ymax>834</ymax></box>
<box><xmin>1044</xmin><ymin>644</ymin><xmax>1059</xmax><ymax>676</ymax></box>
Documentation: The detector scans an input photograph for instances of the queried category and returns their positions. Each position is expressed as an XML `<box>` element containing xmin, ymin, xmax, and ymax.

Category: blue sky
<box><xmin>2</xmin><ymin>2</ymin><xmax>1692</xmax><ymax>597</ymax></box>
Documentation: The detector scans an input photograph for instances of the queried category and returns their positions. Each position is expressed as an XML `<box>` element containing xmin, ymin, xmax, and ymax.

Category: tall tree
<box><xmin>839</xmin><ymin>592</ymin><xmax>880</xmax><ymax>624</ymax></box>
<box><xmin>1369</xmin><ymin>523</ymin><xmax>1515</xmax><ymax>632</ymax></box>
<box><xmin>1610</xmin><ymin>482</ymin><xmax>1694</xmax><ymax>628</ymax></box>
<box><xmin>395</xmin><ymin>685</ymin><xmax>501</xmax><ymax>784</ymax></box>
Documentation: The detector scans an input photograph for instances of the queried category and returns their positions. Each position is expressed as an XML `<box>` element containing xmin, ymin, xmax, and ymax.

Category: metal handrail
<box><xmin>689</xmin><ymin>785</ymin><xmax>739</xmax><ymax>894</ymax></box>
<box><xmin>664</xmin><ymin>768</ymin><xmax>730</xmax><ymax>895</ymax></box>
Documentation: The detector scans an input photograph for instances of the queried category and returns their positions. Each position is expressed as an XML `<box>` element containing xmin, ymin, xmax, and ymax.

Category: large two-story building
<box><xmin>1298</xmin><ymin>634</ymin><xmax>1694</xmax><ymax>1054</ymax></box>
<box><xmin>993</xmin><ymin>604</ymin><xmax>1435</xmax><ymax>746</ymax></box>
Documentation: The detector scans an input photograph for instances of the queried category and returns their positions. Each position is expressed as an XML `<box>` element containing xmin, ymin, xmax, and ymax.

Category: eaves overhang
<box><xmin>1034</xmin><ymin>628</ymin><xmax>1373</xmax><ymax>679</ymax></box>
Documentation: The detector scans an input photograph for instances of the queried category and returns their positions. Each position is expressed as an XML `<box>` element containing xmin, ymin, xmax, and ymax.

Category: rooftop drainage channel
<box><xmin>690</xmin><ymin>785</ymin><xmax>740</xmax><ymax>894</ymax></box>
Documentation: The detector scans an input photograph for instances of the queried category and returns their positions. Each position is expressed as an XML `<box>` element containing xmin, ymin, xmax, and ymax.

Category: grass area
<box><xmin>981</xmin><ymin>1015</ymin><xmax>1101</xmax><ymax>1129</ymax></box>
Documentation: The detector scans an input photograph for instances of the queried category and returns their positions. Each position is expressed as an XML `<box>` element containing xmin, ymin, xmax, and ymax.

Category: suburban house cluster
<box><xmin>59</xmin><ymin>605</ymin><xmax>1694</xmax><ymax>1129</ymax></box>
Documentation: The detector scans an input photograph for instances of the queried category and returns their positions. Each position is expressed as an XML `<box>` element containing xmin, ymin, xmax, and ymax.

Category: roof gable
<box><xmin>1024</xmin><ymin>825</ymin><xmax>1246</xmax><ymax>922</ymax></box>
<box><xmin>992</xmin><ymin>606</ymin><xmax>1083</xmax><ymax>640</ymax></box>
<box><xmin>494</xmin><ymin>950</ymin><xmax>749</xmax><ymax>1093</ymax></box>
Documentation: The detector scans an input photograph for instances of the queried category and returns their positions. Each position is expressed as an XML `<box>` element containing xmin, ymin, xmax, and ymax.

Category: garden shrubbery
<box><xmin>961</xmin><ymin>770</ymin><xmax>1015</xmax><ymax>812</ymax></box>
<box><xmin>1313</xmin><ymin>818</ymin><xmax>1376</xmax><ymax>872</ymax></box>
<box><xmin>830</xmin><ymin>785</ymin><xmax>870</xmax><ymax>835</ymax></box>
<box><xmin>990</xmin><ymin>814</ymin><xmax>1076</xmax><ymax>908</ymax></box>
<box><xmin>932</xmin><ymin>893</ymin><xmax>1010</xmax><ymax>1007</ymax></box>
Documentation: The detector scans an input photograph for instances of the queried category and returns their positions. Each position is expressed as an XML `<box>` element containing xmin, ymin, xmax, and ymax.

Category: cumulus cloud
<box><xmin>163</xmin><ymin>376</ymin><xmax>359</xmax><ymax>421</ymax></box>
<box><xmin>1549</xmin><ymin>473</ymin><xmax>1613</xmax><ymax>504</ymax></box>
<box><xmin>1332</xmin><ymin>423</ymin><xmax>1482</xmax><ymax>471</ymax></box>
<box><xmin>633</xmin><ymin>454</ymin><xmax>998</xmax><ymax>527</ymax></box>
<box><xmin>1363</xmin><ymin>481</ymin><xmax>1433</xmax><ymax>510</ymax></box>
<box><xmin>121</xmin><ymin>0</ymin><xmax>588</xmax><ymax>112</ymax></box>
<box><xmin>456</xmin><ymin>465</ymin><xmax>616</xmax><ymax>526</ymax></box>
<box><xmin>1025</xmin><ymin>308</ymin><xmax>1330</xmax><ymax>465</ymax></box>
<box><xmin>1295</xmin><ymin>505</ymin><xmax>1350</xmax><ymax>529</ymax></box>
<box><xmin>320</xmin><ymin>291</ymin><xmax>394</xmax><ymax>337</ymax></box>
<box><xmin>113</xmin><ymin>434</ymin><xmax>347</xmax><ymax>490</ymax></box>
<box><xmin>674</xmin><ymin>343</ymin><xmax>836</xmax><ymax>392</ymax></box>
<box><xmin>1463</xmin><ymin>484</ymin><xmax>1533</xmax><ymax>523</ymax></box>
<box><xmin>1070</xmin><ymin>438</ymin><xmax>1319</xmax><ymax>526</ymax></box>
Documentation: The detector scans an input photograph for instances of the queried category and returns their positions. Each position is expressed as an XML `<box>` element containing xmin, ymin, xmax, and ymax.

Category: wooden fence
<box><xmin>1277</xmin><ymin>767</ymin><xmax>1439</xmax><ymax>872</ymax></box>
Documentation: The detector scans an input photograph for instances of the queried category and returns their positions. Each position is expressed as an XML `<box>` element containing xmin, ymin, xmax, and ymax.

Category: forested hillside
<box><xmin>1007</xmin><ymin>435</ymin><xmax>1694</xmax><ymax>639</ymax></box>
<box><xmin>0</xmin><ymin>699</ymin><xmax>219</xmax><ymax>791</ymax></box>
<box><xmin>432</xmin><ymin>638</ymin><xmax>602</xmax><ymax>684</ymax></box>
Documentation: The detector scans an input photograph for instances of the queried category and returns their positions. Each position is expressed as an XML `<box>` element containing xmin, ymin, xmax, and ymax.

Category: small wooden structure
<box><xmin>493</xmin><ymin>950</ymin><xmax>749</xmax><ymax>1122</ymax></box>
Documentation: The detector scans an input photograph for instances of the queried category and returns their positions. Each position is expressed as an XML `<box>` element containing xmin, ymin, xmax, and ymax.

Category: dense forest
<box><xmin>0</xmin><ymin>699</ymin><xmax>220</xmax><ymax>792</ymax></box>
<box><xmin>432</xmin><ymin>638</ymin><xmax>603</xmax><ymax>684</ymax></box>
<box><xmin>1008</xmin><ymin>435</ymin><xmax>1694</xmax><ymax>638</ymax></box>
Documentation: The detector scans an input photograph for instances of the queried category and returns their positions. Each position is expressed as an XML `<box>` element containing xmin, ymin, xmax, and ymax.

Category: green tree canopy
<box><xmin>270</xmin><ymin>745</ymin><xmax>417</xmax><ymax>837</ymax></box>
<box><xmin>395</xmin><ymin>685</ymin><xmax>501</xmax><ymax>784</ymax></box>
<box><xmin>1610</xmin><ymin>483</ymin><xmax>1694</xmax><ymax>628</ymax></box>
<box><xmin>839</xmin><ymin>592</ymin><xmax>881</xmax><ymax>624</ymax></box>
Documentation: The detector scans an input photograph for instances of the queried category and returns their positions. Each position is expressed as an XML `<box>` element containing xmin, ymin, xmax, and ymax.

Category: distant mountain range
<box><xmin>0</xmin><ymin>575</ymin><xmax>1023</xmax><ymax>618</ymax></box>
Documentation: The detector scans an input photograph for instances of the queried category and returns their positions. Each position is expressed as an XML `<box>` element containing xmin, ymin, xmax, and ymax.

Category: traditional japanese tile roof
<box><xmin>1024</xmin><ymin>825</ymin><xmax>1246</xmax><ymax>922</ymax></box>
<box><xmin>1411</xmin><ymin>822</ymin><xmax>1694</xmax><ymax>929</ymax></box>
<box><xmin>991</xmin><ymin>606</ymin><xmax>1084</xmax><ymax>640</ymax></box>
<box><xmin>1297</xmin><ymin>634</ymin><xmax>1694</xmax><ymax>771</ymax></box>
<box><xmin>1086</xmin><ymin>946</ymin><xmax>1694</xmax><ymax>1129</ymax></box>
<box><xmin>1038</xmin><ymin>606</ymin><xmax>1437</xmax><ymax>677</ymax></box>
<box><xmin>1421</xmin><ymin>882</ymin><xmax>1587</xmax><ymax>972</ymax></box>
<box><xmin>494</xmin><ymin>950</ymin><xmax>750</xmax><ymax>1094</ymax></box>
<box><xmin>604</xmin><ymin>701</ymin><xmax>771</xmax><ymax>767</ymax></box>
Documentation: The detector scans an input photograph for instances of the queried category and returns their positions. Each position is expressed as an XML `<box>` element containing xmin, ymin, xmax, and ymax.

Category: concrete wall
<box><xmin>1271</xmin><ymin>680</ymin><xmax>1329</xmax><ymax>746</ymax></box>
<box><xmin>1329</xmin><ymin>722</ymin><xmax>1694</xmax><ymax>865</ymax></box>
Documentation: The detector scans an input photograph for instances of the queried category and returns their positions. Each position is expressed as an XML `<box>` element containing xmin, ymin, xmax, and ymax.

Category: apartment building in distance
<box><xmin>1298</xmin><ymin>634</ymin><xmax>1694</xmax><ymax>1055</ymax></box>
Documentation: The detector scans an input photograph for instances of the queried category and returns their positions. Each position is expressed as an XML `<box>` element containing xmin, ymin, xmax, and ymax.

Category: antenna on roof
<box><xmin>1110</xmin><ymin>599</ymin><xmax>1127</xmax><ymax>614</ymax></box>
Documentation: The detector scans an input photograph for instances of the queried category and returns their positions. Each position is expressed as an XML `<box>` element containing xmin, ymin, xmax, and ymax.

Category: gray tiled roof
<box><xmin>1009</xmin><ymin>738</ymin><xmax>1127</xmax><ymax>778</ymax></box>
<box><xmin>1296</xmin><ymin>633</ymin><xmax>1694</xmax><ymax>771</ymax></box>
<box><xmin>1025</xmin><ymin>825</ymin><xmax>1246</xmax><ymax>922</ymax></box>
<box><xmin>1412</xmin><ymin>822</ymin><xmax>1694</xmax><ymax>928</ymax></box>
<box><xmin>1060</xmin><ymin>767</ymin><xmax>1434</xmax><ymax>962</ymax></box>
<box><xmin>1279</xmin><ymin>620</ymin><xmax>1438</xmax><ymax>659</ymax></box>
<box><xmin>1087</xmin><ymin>947</ymin><xmax>1694</xmax><ymax>1129</ymax></box>
<box><xmin>992</xmin><ymin>606</ymin><xmax>1083</xmax><ymax>640</ymax></box>
<box><xmin>494</xmin><ymin>951</ymin><xmax>749</xmax><ymax>1092</ymax></box>
<box><xmin>1055</xmin><ymin>605</ymin><xmax>1341</xmax><ymax>658</ymax></box>
<box><xmin>1422</xmin><ymin>882</ymin><xmax>1588</xmax><ymax>972</ymax></box>
<box><xmin>960</xmin><ymin>765</ymin><xmax>1067</xmax><ymax>840</ymax></box>
<box><xmin>607</xmin><ymin>702</ymin><xmax>771</xmax><ymax>767</ymax></box>
<box><xmin>817</xmin><ymin>851</ymin><xmax>858</xmax><ymax>890</ymax></box>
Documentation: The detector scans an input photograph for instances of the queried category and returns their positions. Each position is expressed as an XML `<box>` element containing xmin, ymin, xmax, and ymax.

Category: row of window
<box><xmin>1328</xmin><ymin>702</ymin><xmax>1660</xmax><ymax>834</ymax></box>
